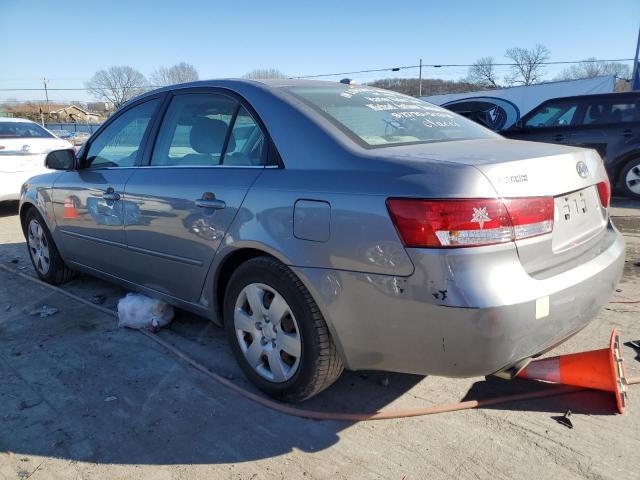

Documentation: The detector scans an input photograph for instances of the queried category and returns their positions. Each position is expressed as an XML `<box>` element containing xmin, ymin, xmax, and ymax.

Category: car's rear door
<box><xmin>122</xmin><ymin>90</ymin><xmax>270</xmax><ymax>302</ymax></box>
<box><xmin>570</xmin><ymin>96</ymin><xmax>640</xmax><ymax>165</ymax></box>
<box><xmin>51</xmin><ymin>96</ymin><xmax>162</xmax><ymax>275</ymax></box>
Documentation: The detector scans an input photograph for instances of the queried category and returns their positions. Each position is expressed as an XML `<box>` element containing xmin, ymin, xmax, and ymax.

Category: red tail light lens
<box><xmin>597</xmin><ymin>178</ymin><xmax>611</xmax><ymax>208</ymax></box>
<box><xmin>387</xmin><ymin>197</ymin><xmax>554</xmax><ymax>248</ymax></box>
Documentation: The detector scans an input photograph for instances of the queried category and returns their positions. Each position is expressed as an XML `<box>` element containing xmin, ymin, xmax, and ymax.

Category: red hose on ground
<box><xmin>1</xmin><ymin>264</ymin><xmax>638</xmax><ymax>421</ymax></box>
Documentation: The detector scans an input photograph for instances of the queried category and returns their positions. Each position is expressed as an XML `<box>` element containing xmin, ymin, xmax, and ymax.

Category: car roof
<box><xmin>128</xmin><ymin>78</ymin><xmax>345</xmax><ymax>103</ymax></box>
<box><xmin>539</xmin><ymin>91</ymin><xmax>640</xmax><ymax>104</ymax></box>
<box><xmin>0</xmin><ymin>117</ymin><xmax>39</xmax><ymax>124</ymax></box>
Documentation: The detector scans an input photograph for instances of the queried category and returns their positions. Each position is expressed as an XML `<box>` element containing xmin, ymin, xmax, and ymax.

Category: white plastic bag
<box><xmin>117</xmin><ymin>293</ymin><xmax>174</xmax><ymax>331</ymax></box>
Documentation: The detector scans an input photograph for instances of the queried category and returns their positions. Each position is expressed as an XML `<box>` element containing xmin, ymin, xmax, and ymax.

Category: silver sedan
<box><xmin>19</xmin><ymin>80</ymin><xmax>625</xmax><ymax>400</ymax></box>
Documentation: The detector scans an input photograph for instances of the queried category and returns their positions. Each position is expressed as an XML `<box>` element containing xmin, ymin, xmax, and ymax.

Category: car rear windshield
<box><xmin>287</xmin><ymin>85</ymin><xmax>497</xmax><ymax>148</ymax></box>
<box><xmin>0</xmin><ymin>122</ymin><xmax>54</xmax><ymax>139</ymax></box>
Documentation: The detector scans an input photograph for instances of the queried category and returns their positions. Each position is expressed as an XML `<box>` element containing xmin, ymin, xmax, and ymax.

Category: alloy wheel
<box><xmin>625</xmin><ymin>165</ymin><xmax>640</xmax><ymax>195</ymax></box>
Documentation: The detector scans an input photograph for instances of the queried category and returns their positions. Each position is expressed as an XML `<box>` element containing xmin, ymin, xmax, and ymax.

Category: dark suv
<box><xmin>503</xmin><ymin>92</ymin><xmax>640</xmax><ymax>199</ymax></box>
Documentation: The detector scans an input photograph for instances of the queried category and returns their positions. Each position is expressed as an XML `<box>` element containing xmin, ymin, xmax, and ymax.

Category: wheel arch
<box><xmin>212</xmin><ymin>246</ymin><xmax>279</xmax><ymax>324</ymax></box>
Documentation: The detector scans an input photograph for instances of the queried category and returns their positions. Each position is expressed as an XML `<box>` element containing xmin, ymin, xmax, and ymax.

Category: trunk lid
<box><xmin>386</xmin><ymin>138</ymin><xmax>610</xmax><ymax>274</ymax></box>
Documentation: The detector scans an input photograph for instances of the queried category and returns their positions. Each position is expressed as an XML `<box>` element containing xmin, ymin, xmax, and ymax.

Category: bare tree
<box><xmin>243</xmin><ymin>68</ymin><xmax>288</xmax><ymax>79</ymax></box>
<box><xmin>85</xmin><ymin>66</ymin><xmax>147</xmax><ymax>108</ymax></box>
<box><xmin>466</xmin><ymin>57</ymin><xmax>500</xmax><ymax>88</ymax></box>
<box><xmin>150</xmin><ymin>62</ymin><xmax>199</xmax><ymax>86</ymax></box>
<box><xmin>504</xmin><ymin>44</ymin><xmax>551</xmax><ymax>86</ymax></box>
<box><xmin>556</xmin><ymin>58</ymin><xmax>631</xmax><ymax>81</ymax></box>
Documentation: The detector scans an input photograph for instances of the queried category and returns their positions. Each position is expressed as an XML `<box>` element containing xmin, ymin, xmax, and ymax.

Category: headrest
<box><xmin>189</xmin><ymin>117</ymin><xmax>235</xmax><ymax>154</ymax></box>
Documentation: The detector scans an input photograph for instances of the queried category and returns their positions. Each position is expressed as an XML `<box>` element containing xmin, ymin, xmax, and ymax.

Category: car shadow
<box><xmin>0</xmin><ymin>238</ymin><xmax>426</xmax><ymax>465</ymax></box>
<box><xmin>0</xmin><ymin>200</ymin><xmax>19</xmax><ymax>218</ymax></box>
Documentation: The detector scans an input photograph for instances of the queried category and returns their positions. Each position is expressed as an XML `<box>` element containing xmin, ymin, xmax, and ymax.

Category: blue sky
<box><xmin>1</xmin><ymin>0</ymin><xmax>638</xmax><ymax>102</ymax></box>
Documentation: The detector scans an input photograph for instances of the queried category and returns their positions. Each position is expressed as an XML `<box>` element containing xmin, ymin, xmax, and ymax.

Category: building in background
<box><xmin>49</xmin><ymin>105</ymin><xmax>101</xmax><ymax>123</ymax></box>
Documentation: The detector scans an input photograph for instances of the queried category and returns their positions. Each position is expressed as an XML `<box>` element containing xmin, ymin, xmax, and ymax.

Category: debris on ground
<box><xmin>90</xmin><ymin>294</ymin><xmax>106</xmax><ymax>305</ymax></box>
<box><xmin>29</xmin><ymin>306</ymin><xmax>59</xmax><ymax>318</ymax></box>
<box><xmin>9</xmin><ymin>257</ymin><xmax>19</xmax><ymax>264</ymax></box>
<box><xmin>117</xmin><ymin>293</ymin><xmax>174</xmax><ymax>331</ymax></box>
<box><xmin>553</xmin><ymin>410</ymin><xmax>574</xmax><ymax>429</ymax></box>
<box><xmin>104</xmin><ymin>396</ymin><xmax>117</xmax><ymax>402</ymax></box>
<box><xmin>4</xmin><ymin>305</ymin><xmax>12</xmax><ymax>312</ymax></box>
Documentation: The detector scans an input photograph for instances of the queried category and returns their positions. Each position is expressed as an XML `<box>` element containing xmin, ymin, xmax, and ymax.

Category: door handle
<box><xmin>195</xmin><ymin>192</ymin><xmax>225</xmax><ymax>210</ymax></box>
<box><xmin>621</xmin><ymin>129</ymin><xmax>633</xmax><ymax>138</ymax></box>
<box><xmin>553</xmin><ymin>134</ymin><xmax>566</xmax><ymax>142</ymax></box>
<box><xmin>102</xmin><ymin>190</ymin><xmax>120</xmax><ymax>201</ymax></box>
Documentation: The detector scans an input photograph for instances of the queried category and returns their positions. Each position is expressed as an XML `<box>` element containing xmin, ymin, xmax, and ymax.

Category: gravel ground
<box><xmin>0</xmin><ymin>198</ymin><xmax>639</xmax><ymax>480</ymax></box>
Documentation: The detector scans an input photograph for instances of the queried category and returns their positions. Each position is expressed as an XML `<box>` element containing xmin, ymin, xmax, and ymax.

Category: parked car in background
<box><xmin>503</xmin><ymin>92</ymin><xmax>640</xmax><ymax>199</ymax></box>
<box><xmin>0</xmin><ymin>118</ymin><xmax>72</xmax><ymax>202</ymax></box>
<box><xmin>19</xmin><ymin>80</ymin><xmax>623</xmax><ymax>400</ymax></box>
<box><xmin>48</xmin><ymin>129</ymin><xmax>74</xmax><ymax>140</ymax></box>
<box><xmin>68</xmin><ymin>131</ymin><xmax>90</xmax><ymax>146</ymax></box>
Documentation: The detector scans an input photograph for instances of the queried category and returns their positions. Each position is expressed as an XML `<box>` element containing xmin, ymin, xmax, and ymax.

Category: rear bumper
<box><xmin>293</xmin><ymin>225</ymin><xmax>625</xmax><ymax>376</ymax></box>
<box><xmin>0</xmin><ymin>156</ymin><xmax>47</xmax><ymax>202</ymax></box>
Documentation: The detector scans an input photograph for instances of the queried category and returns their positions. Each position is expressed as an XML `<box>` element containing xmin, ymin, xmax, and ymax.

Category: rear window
<box><xmin>287</xmin><ymin>85</ymin><xmax>496</xmax><ymax>148</ymax></box>
<box><xmin>0</xmin><ymin>122</ymin><xmax>54</xmax><ymax>139</ymax></box>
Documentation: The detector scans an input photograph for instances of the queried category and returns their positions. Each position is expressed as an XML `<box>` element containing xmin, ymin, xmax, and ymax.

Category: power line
<box><xmin>291</xmin><ymin>58</ymin><xmax>635</xmax><ymax>79</ymax></box>
<box><xmin>0</xmin><ymin>58</ymin><xmax>634</xmax><ymax>93</ymax></box>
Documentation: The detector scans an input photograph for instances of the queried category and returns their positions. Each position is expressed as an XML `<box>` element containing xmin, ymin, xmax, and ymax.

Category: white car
<box><xmin>0</xmin><ymin>118</ymin><xmax>73</xmax><ymax>201</ymax></box>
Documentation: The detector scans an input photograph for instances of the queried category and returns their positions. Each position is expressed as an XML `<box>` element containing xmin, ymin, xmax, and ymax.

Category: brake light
<box><xmin>386</xmin><ymin>197</ymin><xmax>554</xmax><ymax>248</ymax></box>
<box><xmin>597</xmin><ymin>178</ymin><xmax>611</xmax><ymax>208</ymax></box>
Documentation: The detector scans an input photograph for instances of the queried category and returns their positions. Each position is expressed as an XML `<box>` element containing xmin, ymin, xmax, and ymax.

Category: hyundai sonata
<box><xmin>19</xmin><ymin>80</ymin><xmax>624</xmax><ymax>400</ymax></box>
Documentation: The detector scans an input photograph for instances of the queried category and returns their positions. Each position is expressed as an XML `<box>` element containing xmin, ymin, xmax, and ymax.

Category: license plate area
<box><xmin>552</xmin><ymin>186</ymin><xmax>605</xmax><ymax>253</ymax></box>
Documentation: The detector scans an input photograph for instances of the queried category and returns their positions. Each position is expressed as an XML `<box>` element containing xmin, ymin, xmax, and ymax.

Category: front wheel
<box><xmin>620</xmin><ymin>157</ymin><xmax>640</xmax><ymax>199</ymax></box>
<box><xmin>24</xmin><ymin>210</ymin><xmax>75</xmax><ymax>284</ymax></box>
<box><xmin>223</xmin><ymin>257</ymin><xmax>343</xmax><ymax>401</ymax></box>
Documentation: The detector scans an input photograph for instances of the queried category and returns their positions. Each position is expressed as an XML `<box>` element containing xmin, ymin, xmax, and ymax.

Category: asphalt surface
<box><xmin>0</xmin><ymin>198</ymin><xmax>639</xmax><ymax>480</ymax></box>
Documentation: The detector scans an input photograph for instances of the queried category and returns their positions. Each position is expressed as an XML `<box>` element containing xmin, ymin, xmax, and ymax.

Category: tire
<box><xmin>24</xmin><ymin>209</ymin><xmax>75</xmax><ymax>284</ymax></box>
<box><xmin>223</xmin><ymin>256</ymin><xmax>343</xmax><ymax>401</ymax></box>
<box><xmin>620</xmin><ymin>157</ymin><xmax>640</xmax><ymax>200</ymax></box>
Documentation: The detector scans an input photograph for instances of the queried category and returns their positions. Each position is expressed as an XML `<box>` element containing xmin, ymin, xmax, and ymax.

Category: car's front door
<box><xmin>508</xmin><ymin>99</ymin><xmax>581</xmax><ymax>145</ymax></box>
<box><xmin>122</xmin><ymin>91</ymin><xmax>270</xmax><ymax>302</ymax></box>
<box><xmin>52</xmin><ymin>97</ymin><xmax>161</xmax><ymax>275</ymax></box>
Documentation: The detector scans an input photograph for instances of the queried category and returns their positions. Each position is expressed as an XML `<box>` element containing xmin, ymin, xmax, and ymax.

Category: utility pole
<box><xmin>632</xmin><ymin>26</ymin><xmax>640</xmax><ymax>91</ymax></box>
<box><xmin>418</xmin><ymin>58</ymin><xmax>423</xmax><ymax>97</ymax></box>
<box><xmin>43</xmin><ymin>77</ymin><xmax>50</xmax><ymax>121</ymax></box>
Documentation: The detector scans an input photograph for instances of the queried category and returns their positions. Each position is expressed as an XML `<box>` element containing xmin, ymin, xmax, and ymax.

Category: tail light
<box><xmin>597</xmin><ymin>178</ymin><xmax>611</xmax><ymax>208</ymax></box>
<box><xmin>386</xmin><ymin>197</ymin><xmax>554</xmax><ymax>248</ymax></box>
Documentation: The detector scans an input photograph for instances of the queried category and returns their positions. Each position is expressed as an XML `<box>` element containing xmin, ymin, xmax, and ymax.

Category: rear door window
<box><xmin>580</xmin><ymin>98</ymin><xmax>640</xmax><ymax>126</ymax></box>
<box><xmin>151</xmin><ymin>93</ymin><xmax>239</xmax><ymax>166</ymax></box>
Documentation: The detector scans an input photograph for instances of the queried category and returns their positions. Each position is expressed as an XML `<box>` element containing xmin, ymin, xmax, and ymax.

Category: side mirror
<box><xmin>45</xmin><ymin>149</ymin><xmax>76</xmax><ymax>170</ymax></box>
<box><xmin>514</xmin><ymin>120</ymin><xmax>524</xmax><ymax>129</ymax></box>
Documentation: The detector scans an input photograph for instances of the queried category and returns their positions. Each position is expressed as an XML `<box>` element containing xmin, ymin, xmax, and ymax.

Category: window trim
<box><xmin>79</xmin><ymin>93</ymin><xmax>166</xmax><ymax>170</ymax></box>
<box><xmin>141</xmin><ymin>87</ymin><xmax>283</xmax><ymax>169</ymax></box>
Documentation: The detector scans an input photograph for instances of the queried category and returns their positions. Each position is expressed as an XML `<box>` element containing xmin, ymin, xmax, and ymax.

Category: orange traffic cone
<box><xmin>63</xmin><ymin>196</ymin><xmax>80</xmax><ymax>219</ymax></box>
<box><xmin>517</xmin><ymin>330</ymin><xmax>627</xmax><ymax>413</ymax></box>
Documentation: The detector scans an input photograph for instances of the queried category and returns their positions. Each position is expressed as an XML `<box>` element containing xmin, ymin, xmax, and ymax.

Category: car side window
<box><xmin>610</xmin><ymin>101</ymin><xmax>639</xmax><ymax>123</ymax></box>
<box><xmin>223</xmin><ymin>106</ymin><xmax>267</xmax><ymax>166</ymax></box>
<box><xmin>151</xmin><ymin>93</ymin><xmax>238</xmax><ymax>166</ymax></box>
<box><xmin>524</xmin><ymin>102</ymin><xmax>578</xmax><ymax>128</ymax></box>
<box><xmin>85</xmin><ymin>99</ymin><xmax>159</xmax><ymax>168</ymax></box>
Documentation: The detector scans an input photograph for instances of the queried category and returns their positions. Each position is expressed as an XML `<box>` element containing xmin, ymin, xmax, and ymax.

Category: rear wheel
<box><xmin>223</xmin><ymin>257</ymin><xmax>343</xmax><ymax>401</ymax></box>
<box><xmin>25</xmin><ymin>210</ymin><xmax>75</xmax><ymax>284</ymax></box>
<box><xmin>620</xmin><ymin>157</ymin><xmax>640</xmax><ymax>199</ymax></box>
